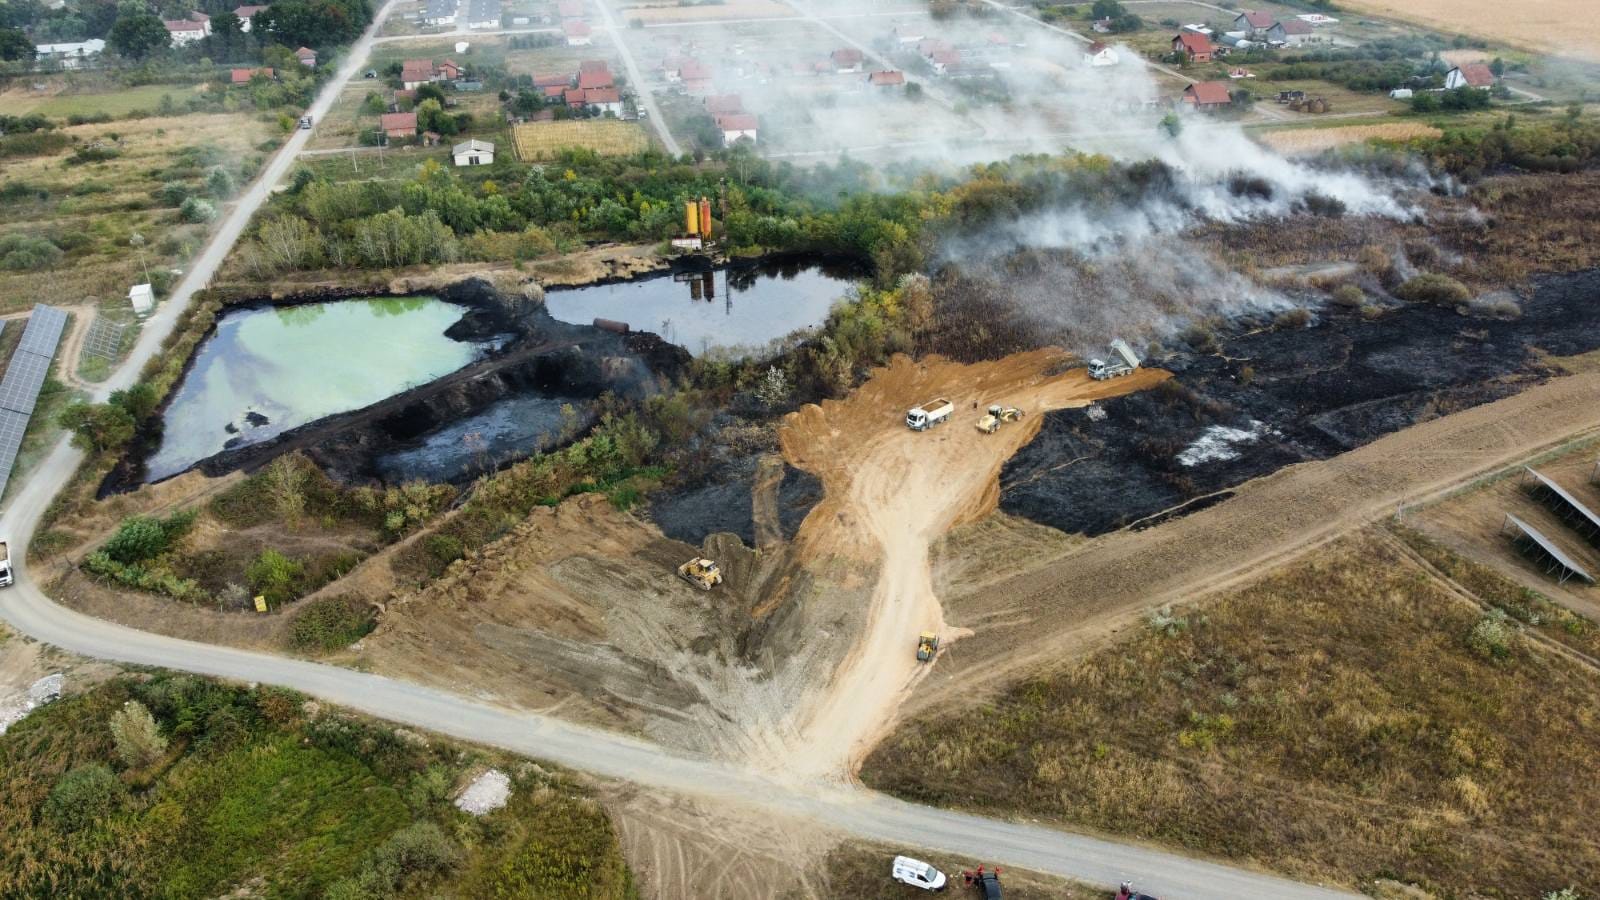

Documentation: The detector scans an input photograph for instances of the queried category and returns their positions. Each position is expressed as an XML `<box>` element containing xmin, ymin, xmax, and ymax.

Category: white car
<box><xmin>892</xmin><ymin>856</ymin><xmax>947</xmax><ymax>891</ymax></box>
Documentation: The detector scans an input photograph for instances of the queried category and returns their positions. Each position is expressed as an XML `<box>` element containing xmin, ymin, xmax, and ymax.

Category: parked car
<box><xmin>891</xmin><ymin>856</ymin><xmax>947</xmax><ymax>891</ymax></box>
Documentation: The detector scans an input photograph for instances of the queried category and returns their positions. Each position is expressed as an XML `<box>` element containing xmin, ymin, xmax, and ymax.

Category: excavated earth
<box><xmin>1000</xmin><ymin>268</ymin><xmax>1600</xmax><ymax>535</ymax></box>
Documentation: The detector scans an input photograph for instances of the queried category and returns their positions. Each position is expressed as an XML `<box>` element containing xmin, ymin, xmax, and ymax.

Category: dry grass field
<box><xmin>1337</xmin><ymin>0</ymin><xmax>1600</xmax><ymax>61</ymax></box>
<box><xmin>864</xmin><ymin>531</ymin><xmax>1600</xmax><ymax>898</ymax></box>
<box><xmin>1259</xmin><ymin>122</ymin><xmax>1444</xmax><ymax>155</ymax></box>
<box><xmin>617</xmin><ymin>0</ymin><xmax>794</xmax><ymax>24</ymax></box>
<box><xmin>511</xmin><ymin>119</ymin><xmax>650</xmax><ymax>160</ymax></box>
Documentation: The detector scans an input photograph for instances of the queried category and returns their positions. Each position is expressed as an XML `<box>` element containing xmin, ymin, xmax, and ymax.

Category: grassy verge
<box><xmin>0</xmin><ymin>671</ymin><xmax>636</xmax><ymax>898</ymax></box>
<box><xmin>862</xmin><ymin>531</ymin><xmax>1600</xmax><ymax>898</ymax></box>
<box><xmin>824</xmin><ymin>841</ymin><xmax>1100</xmax><ymax>899</ymax></box>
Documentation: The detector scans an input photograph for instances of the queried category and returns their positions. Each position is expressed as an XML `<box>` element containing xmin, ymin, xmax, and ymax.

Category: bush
<box><xmin>180</xmin><ymin>197</ymin><xmax>218</xmax><ymax>223</ymax></box>
<box><xmin>44</xmin><ymin>764</ymin><xmax>127</xmax><ymax>831</ymax></box>
<box><xmin>247</xmin><ymin>549</ymin><xmax>306</xmax><ymax>607</ymax></box>
<box><xmin>1274</xmin><ymin>308</ymin><xmax>1311</xmax><ymax>330</ymax></box>
<box><xmin>288</xmin><ymin>595</ymin><xmax>375</xmax><ymax>653</ymax></box>
<box><xmin>1467</xmin><ymin>608</ymin><xmax>1517</xmax><ymax>660</ymax></box>
<box><xmin>101</xmin><ymin>511</ymin><xmax>196</xmax><ymax>564</ymax></box>
<box><xmin>1395</xmin><ymin>273</ymin><xmax>1472</xmax><ymax>307</ymax></box>
<box><xmin>110</xmin><ymin>700</ymin><xmax>168</xmax><ymax>768</ymax></box>
<box><xmin>1330</xmin><ymin>284</ymin><xmax>1364</xmax><ymax>308</ymax></box>
<box><xmin>325</xmin><ymin>822</ymin><xmax>460</xmax><ymax>899</ymax></box>
<box><xmin>0</xmin><ymin>233</ymin><xmax>63</xmax><ymax>271</ymax></box>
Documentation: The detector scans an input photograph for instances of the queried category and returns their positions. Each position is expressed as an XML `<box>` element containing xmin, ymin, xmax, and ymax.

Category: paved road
<box><xmin>0</xmin><ymin>3</ymin><xmax>1360</xmax><ymax>896</ymax></box>
<box><xmin>591</xmin><ymin>0</ymin><xmax>681</xmax><ymax>155</ymax></box>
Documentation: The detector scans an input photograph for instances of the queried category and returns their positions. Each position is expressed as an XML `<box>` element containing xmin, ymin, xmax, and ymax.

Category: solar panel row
<box><xmin>0</xmin><ymin>305</ymin><xmax>69</xmax><ymax>499</ymax></box>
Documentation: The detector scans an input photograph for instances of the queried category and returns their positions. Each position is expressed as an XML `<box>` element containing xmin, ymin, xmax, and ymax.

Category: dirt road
<box><xmin>772</xmin><ymin>352</ymin><xmax>1168</xmax><ymax>778</ymax></box>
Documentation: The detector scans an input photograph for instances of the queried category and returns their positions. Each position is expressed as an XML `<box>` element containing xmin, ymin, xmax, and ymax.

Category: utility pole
<box><xmin>129</xmin><ymin>233</ymin><xmax>151</xmax><ymax>284</ymax></box>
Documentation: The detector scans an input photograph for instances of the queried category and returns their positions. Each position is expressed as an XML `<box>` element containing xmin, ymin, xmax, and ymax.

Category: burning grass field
<box><xmin>511</xmin><ymin>119</ymin><xmax>651</xmax><ymax>161</ymax></box>
<box><xmin>862</xmin><ymin>531</ymin><xmax>1600</xmax><ymax>897</ymax></box>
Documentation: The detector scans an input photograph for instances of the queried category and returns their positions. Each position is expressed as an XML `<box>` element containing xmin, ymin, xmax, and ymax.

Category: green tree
<box><xmin>59</xmin><ymin>401</ymin><xmax>136</xmax><ymax>452</ymax></box>
<box><xmin>44</xmin><ymin>764</ymin><xmax>126</xmax><ymax>831</ymax></box>
<box><xmin>102</xmin><ymin>516</ymin><xmax>169</xmax><ymax>563</ymax></box>
<box><xmin>108</xmin><ymin>11</ymin><xmax>170</xmax><ymax>60</ymax></box>
<box><xmin>109</xmin><ymin>699</ymin><xmax>168</xmax><ymax>767</ymax></box>
<box><xmin>109</xmin><ymin>382</ymin><xmax>159</xmax><ymax>421</ymax></box>
<box><xmin>0</xmin><ymin>25</ymin><xmax>33</xmax><ymax>61</ymax></box>
<box><xmin>247</xmin><ymin>548</ymin><xmax>304</xmax><ymax>605</ymax></box>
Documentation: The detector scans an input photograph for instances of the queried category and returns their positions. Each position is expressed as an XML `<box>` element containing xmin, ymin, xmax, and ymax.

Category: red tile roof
<box><xmin>1238</xmin><ymin>10</ymin><xmax>1275</xmax><ymax>28</ymax></box>
<box><xmin>831</xmin><ymin>48</ymin><xmax>863</xmax><ymax>66</ymax></box>
<box><xmin>533</xmin><ymin>72</ymin><xmax>572</xmax><ymax>87</ymax></box>
<box><xmin>868</xmin><ymin>70</ymin><xmax>905</xmax><ymax>86</ymax></box>
<box><xmin>703</xmin><ymin>94</ymin><xmax>743</xmax><ymax>114</ymax></box>
<box><xmin>1278</xmin><ymin>19</ymin><xmax>1314</xmax><ymax>35</ymax></box>
<box><xmin>715</xmin><ymin>113</ymin><xmax>757</xmax><ymax>131</ymax></box>
<box><xmin>1174</xmin><ymin>32</ymin><xmax>1212</xmax><ymax>54</ymax></box>
<box><xmin>230</xmin><ymin>67</ymin><xmax>273</xmax><ymax>83</ymax></box>
<box><xmin>578</xmin><ymin>67</ymin><xmax>613</xmax><ymax>89</ymax></box>
<box><xmin>1184</xmin><ymin>80</ymin><xmax>1232</xmax><ymax>104</ymax></box>
<box><xmin>380</xmin><ymin>111</ymin><xmax>417</xmax><ymax>132</ymax></box>
<box><xmin>1456</xmin><ymin>63</ymin><xmax>1495</xmax><ymax>86</ymax></box>
<box><xmin>564</xmin><ymin>87</ymin><xmax>585</xmax><ymax>104</ymax></box>
<box><xmin>584</xmin><ymin>87</ymin><xmax>621</xmax><ymax>104</ymax></box>
<box><xmin>164</xmin><ymin>19</ymin><xmax>205</xmax><ymax>32</ymax></box>
<box><xmin>233</xmin><ymin>4</ymin><xmax>268</xmax><ymax>17</ymax></box>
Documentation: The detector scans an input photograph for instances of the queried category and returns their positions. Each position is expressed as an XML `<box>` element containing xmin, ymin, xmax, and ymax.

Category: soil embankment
<box><xmin>767</xmin><ymin>351</ymin><xmax>1169</xmax><ymax>779</ymax></box>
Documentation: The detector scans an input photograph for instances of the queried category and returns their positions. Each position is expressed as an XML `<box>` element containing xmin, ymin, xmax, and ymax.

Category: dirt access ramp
<box><xmin>917</xmin><ymin>370</ymin><xmax>1600</xmax><ymax>712</ymax></box>
<box><xmin>768</xmin><ymin>351</ymin><xmax>1168</xmax><ymax>779</ymax></box>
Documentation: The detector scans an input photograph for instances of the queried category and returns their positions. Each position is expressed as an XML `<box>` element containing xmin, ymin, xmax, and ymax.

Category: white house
<box><xmin>1082</xmin><ymin>41</ymin><xmax>1118</xmax><ymax>67</ymax></box>
<box><xmin>233</xmin><ymin>4</ymin><xmax>268</xmax><ymax>32</ymax></box>
<box><xmin>422</xmin><ymin>0</ymin><xmax>457</xmax><ymax>26</ymax></box>
<box><xmin>1266</xmin><ymin>19</ymin><xmax>1317</xmax><ymax>46</ymax></box>
<box><xmin>34</xmin><ymin>39</ymin><xmax>105</xmax><ymax>69</ymax></box>
<box><xmin>715</xmin><ymin>113</ymin><xmax>757</xmax><ymax>147</ymax></box>
<box><xmin>128</xmin><ymin>283</ymin><xmax>155</xmax><ymax>316</ymax></box>
<box><xmin>164</xmin><ymin>17</ymin><xmax>209</xmax><ymax>45</ymax></box>
<box><xmin>563</xmin><ymin>20</ymin><xmax>592</xmax><ymax>47</ymax></box>
<box><xmin>452</xmin><ymin>139</ymin><xmax>494</xmax><ymax>166</ymax></box>
<box><xmin>1444</xmin><ymin>63</ymin><xmax>1495</xmax><ymax>90</ymax></box>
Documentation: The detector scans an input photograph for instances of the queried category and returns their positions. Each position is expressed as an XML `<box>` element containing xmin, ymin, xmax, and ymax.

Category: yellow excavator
<box><xmin>975</xmin><ymin>405</ymin><xmax>1024</xmax><ymax>434</ymax></box>
<box><xmin>677</xmin><ymin>557</ymin><xmax>723</xmax><ymax>590</ymax></box>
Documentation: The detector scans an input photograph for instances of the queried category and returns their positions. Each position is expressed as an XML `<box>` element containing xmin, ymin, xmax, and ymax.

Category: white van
<box><xmin>891</xmin><ymin>856</ymin><xmax>947</xmax><ymax>891</ymax></box>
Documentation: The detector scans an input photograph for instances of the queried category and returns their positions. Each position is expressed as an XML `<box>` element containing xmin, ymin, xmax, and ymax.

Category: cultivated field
<box><xmin>0</xmin><ymin>82</ymin><xmax>211</xmax><ymax>118</ymax></box>
<box><xmin>864</xmin><ymin>530</ymin><xmax>1600</xmax><ymax>896</ymax></box>
<box><xmin>511</xmin><ymin>119</ymin><xmax>650</xmax><ymax>160</ymax></box>
<box><xmin>1338</xmin><ymin>0</ymin><xmax>1600</xmax><ymax>61</ymax></box>
<box><xmin>617</xmin><ymin>0</ymin><xmax>795</xmax><ymax>24</ymax></box>
<box><xmin>1259</xmin><ymin>122</ymin><xmax>1443</xmax><ymax>154</ymax></box>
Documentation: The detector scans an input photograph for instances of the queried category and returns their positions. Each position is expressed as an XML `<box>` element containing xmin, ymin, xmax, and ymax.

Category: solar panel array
<box><xmin>0</xmin><ymin>305</ymin><xmax>69</xmax><ymax>500</ymax></box>
<box><xmin>1505</xmin><ymin>513</ymin><xmax>1596</xmax><ymax>585</ymax></box>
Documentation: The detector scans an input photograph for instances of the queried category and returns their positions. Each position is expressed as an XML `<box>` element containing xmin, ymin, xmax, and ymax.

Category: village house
<box><xmin>534</xmin><ymin>72</ymin><xmax>573</xmax><ymax>98</ymax></box>
<box><xmin>295</xmin><ymin>46</ymin><xmax>317</xmax><ymax>67</ymax></box>
<box><xmin>1266</xmin><ymin>19</ymin><xmax>1317</xmax><ymax>46</ymax></box>
<box><xmin>929</xmin><ymin>48</ymin><xmax>961</xmax><ymax>76</ymax></box>
<box><xmin>714</xmin><ymin>113</ymin><xmax>757</xmax><ymax>147</ymax></box>
<box><xmin>380</xmin><ymin>111</ymin><xmax>418</xmax><ymax>140</ymax></box>
<box><xmin>703</xmin><ymin>94</ymin><xmax>742</xmax><ymax>115</ymax></box>
<box><xmin>867</xmin><ymin>69</ymin><xmax>905</xmax><ymax>87</ymax></box>
<box><xmin>557</xmin><ymin>0</ymin><xmax>584</xmax><ymax>17</ymax></box>
<box><xmin>563</xmin><ymin>20</ymin><xmax>593</xmax><ymax>47</ymax></box>
<box><xmin>422</xmin><ymin>0</ymin><xmax>456</xmax><ymax>26</ymax></box>
<box><xmin>34</xmin><ymin>39</ymin><xmax>104</xmax><ymax>69</ymax></box>
<box><xmin>659</xmin><ymin>55</ymin><xmax>690</xmax><ymax>82</ymax></box>
<box><xmin>577</xmin><ymin>59</ymin><xmax>613</xmax><ymax>89</ymax></box>
<box><xmin>230</xmin><ymin>66</ymin><xmax>275</xmax><ymax>84</ymax></box>
<box><xmin>400</xmin><ymin>58</ymin><xmax>460</xmax><ymax>89</ymax></box>
<box><xmin>233</xmin><ymin>4</ymin><xmax>268</xmax><ymax>32</ymax></box>
<box><xmin>830</xmin><ymin>48</ymin><xmax>864</xmax><ymax>74</ymax></box>
<box><xmin>583</xmin><ymin>87</ymin><xmax>622</xmax><ymax>115</ymax></box>
<box><xmin>1232</xmin><ymin>10</ymin><xmax>1275</xmax><ymax>37</ymax></box>
<box><xmin>466</xmin><ymin>0</ymin><xmax>500</xmax><ymax>30</ymax></box>
<box><xmin>1172</xmin><ymin>32</ymin><xmax>1214</xmax><ymax>62</ymax></box>
<box><xmin>1444</xmin><ymin>63</ymin><xmax>1496</xmax><ymax>90</ymax></box>
<box><xmin>453</xmin><ymin>138</ymin><xmax>494</xmax><ymax>166</ymax></box>
<box><xmin>680</xmin><ymin>59</ymin><xmax>713</xmax><ymax>94</ymax></box>
<box><xmin>1182</xmin><ymin>80</ymin><xmax>1233</xmax><ymax>111</ymax></box>
<box><xmin>163</xmin><ymin>17</ymin><xmax>208</xmax><ymax>46</ymax></box>
<box><xmin>1083</xmin><ymin>41</ymin><xmax>1118</xmax><ymax>67</ymax></box>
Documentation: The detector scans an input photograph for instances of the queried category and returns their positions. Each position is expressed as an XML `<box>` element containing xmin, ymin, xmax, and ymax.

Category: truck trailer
<box><xmin>905</xmin><ymin>398</ymin><xmax>953</xmax><ymax>431</ymax></box>
<box><xmin>1088</xmin><ymin>338</ymin><xmax>1141</xmax><ymax>381</ymax></box>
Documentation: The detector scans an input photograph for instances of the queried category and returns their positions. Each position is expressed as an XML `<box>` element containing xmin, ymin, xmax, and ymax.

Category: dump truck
<box><xmin>0</xmin><ymin>540</ymin><xmax>11</xmax><ymax>588</ymax></box>
<box><xmin>906</xmin><ymin>398</ymin><xmax>953</xmax><ymax>431</ymax></box>
<box><xmin>916</xmin><ymin>631</ymin><xmax>939</xmax><ymax>662</ymax></box>
<box><xmin>677</xmin><ymin>557</ymin><xmax>722</xmax><ymax>590</ymax></box>
<box><xmin>976</xmin><ymin>405</ymin><xmax>1024</xmax><ymax>433</ymax></box>
<box><xmin>1088</xmin><ymin>339</ymin><xmax>1141</xmax><ymax>381</ymax></box>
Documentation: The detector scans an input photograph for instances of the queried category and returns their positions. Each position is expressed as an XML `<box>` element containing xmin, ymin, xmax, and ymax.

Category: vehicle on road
<box><xmin>976</xmin><ymin>404</ymin><xmax>1023</xmax><ymax>434</ymax></box>
<box><xmin>907</xmin><ymin>397</ymin><xmax>954</xmax><ymax>431</ymax></box>
<box><xmin>677</xmin><ymin>557</ymin><xmax>723</xmax><ymax>590</ymax></box>
<box><xmin>1116</xmin><ymin>881</ymin><xmax>1160</xmax><ymax>900</ymax></box>
<box><xmin>963</xmin><ymin>866</ymin><xmax>1002</xmax><ymax>898</ymax></box>
<box><xmin>892</xmin><ymin>855</ymin><xmax>948</xmax><ymax>891</ymax></box>
<box><xmin>0</xmin><ymin>540</ymin><xmax>11</xmax><ymax>587</ymax></box>
<box><xmin>916</xmin><ymin>631</ymin><xmax>939</xmax><ymax>662</ymax></box>
<box><xmin>1088</xmin><ymin>338</ymin><xmax>1141</xmax><ymax>381</ymax></box>
<box><xmin>298</xmin><ymin>115</ymin><xmax>313</xmax><ymax>129</ymax></box>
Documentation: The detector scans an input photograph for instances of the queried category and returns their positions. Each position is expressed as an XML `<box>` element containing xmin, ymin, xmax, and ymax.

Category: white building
<box><xmin>422</xmin><ymin>0</ymin><xmax>457</xmax><ymax>26</ymax></box>
<box><xmin>563</xmin><ymin>20</ymin><xmax>592</xmax><ymax>47</ymax></box>
<box><xmin>164</xmin><ymin>18</ymin><xmax>209</xmax><ymax>45</ymax></box>
<box><xmin>715</xmin><ymin>113</ymin><xmax>757</xmax><ymax>147</ymax></box>
<box><xmin>466</xmin><ymin>0</ymin><xmax>500</xmax><ymax>29</ymax></box>
<box><xmin>34</xmin><ymin>39</ymin><xmax>105</xmax><ymax>69</ymax></box>
<box><xmin>452</xmin><ymin>139</ymin><xmax>494</xmax><ymax>166</ymax></box>
<box><xmin>233</xmin><ymin>4</ymin><xmax>268</xmax><ymax>33</ymax></box>
<box><xmin>129</xmin><ymin>283</ymin><xmax>155</xmax><ymax>316</ymax></box>
<box><xmin>1082</xmin><ymin>41</ymin><xmax>1118</xmax><ymax>67</ymax></box>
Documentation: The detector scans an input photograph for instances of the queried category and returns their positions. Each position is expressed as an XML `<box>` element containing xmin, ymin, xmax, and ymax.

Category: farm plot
<box><xmin>511</xmin><ymin>119</ymin><xmax>650</xmax><ymax>160</ymax></box>
<box><xmin>1337</xmin><ymin>0</ymin><xmax>1600</xmax><ymax>61</ymax></box>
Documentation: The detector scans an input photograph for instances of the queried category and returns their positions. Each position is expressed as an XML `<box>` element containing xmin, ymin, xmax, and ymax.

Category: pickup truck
<box><xmin>905</xmin><ymin>398</ymin><xmax>953</xmax><ymax>431</ymax></box>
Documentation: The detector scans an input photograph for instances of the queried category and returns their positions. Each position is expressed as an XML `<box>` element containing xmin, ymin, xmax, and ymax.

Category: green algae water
<box><xmin>147</xmin><ymin>297</ymin><xmax>482</xmax><ymax>480</ymax></box>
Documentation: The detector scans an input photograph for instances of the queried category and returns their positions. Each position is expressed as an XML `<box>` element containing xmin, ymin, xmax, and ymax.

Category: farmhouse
<box><xmin>1182</xmin><ymin>80</ymin><xmax>1233</xmax><ymax>110</ymax></box>
<box><xmin>867</xmin><ymin>70</ymin><xmax>905</xmax><ymax>87</ymax></box>
<box><xmin>534</xmin><ymin>72</ymin><xmax>573</xmax><ymax>98</ymax></box>
<box><xmin>703</xmin><ymin>94</ymin><xmax>743</xmax><ymax>115</ymax></box>
<box><xmin>34</xmin><ymin>39</ymin><xmax>104</xmax><ymax>68</ymax></box>
<box><xmin>1444</xmin><ymin>64</ymin><xmax>1495</xmax><ymax>90</ymax></box>
<box><xmin>929</xmin><ymin>49</ymin><xmax>962</xmax><ymax>76</ymax></box>
<box><xmin>453</xmin><ymin>138</ymin><xmax>494</xmax><ymax>166</ymax></box>
<box><xmin>578</xmin><ymin>60</ymin><xmax>614</xmax><ymax>89</ymax></box>
<box><xmin>381</xmin><ymin>111</ymin><xmax>418</xmax><ymax>139</ymax></box>
<box><xmin>714</xmin><ymin>113</ymin><xmax>757</xmax><ymax>147</ymax></box>
<box><xmin>583</xmin><ymin>87</ymin><xmax>623</xmax><ymax>116</ymax></box>
<box><xmin>1267</xmin><ymin>19</ymin><xmax>1317</xmax><ymax>46</ymax></box>
<box><xmin>230</xmin><ymin>66</ymin><xmax>274</xmax><ymax>84</ymax></box>
<box><xmin>1172</xmin><ymin>32</ymin><xmax>1213</xmax><ymax>62</ymax></box>
<box><xmin>233</xmin><ymin>4</ymin><xmax>268</xmax><ymax>32</ymax></box>
<box><xmin>680</xmin><ymin>60</ymin><xmax>713</xmax><ymax>94</ymax></box>
<box><xmin>163</xmin><ymin>18</ymin><xmax>208</xmax><ymax>45</ymax></box>
<box><xmin>1083</xmin><ymin>41</ymin><xmax>1118</xmax><ymax>67</ymax></box>
<box><xmin>296</xmin><ymin>46</ymin><xmax>316</xmax><ymax>66</ymax></box>
<box><xmin>830</xmin><ymin>48</ymin><xmax>864</xmax><ymax>73</ymax></box>
<box><xmin>401</xmin><ymin>58</ymin><xmax>459</xmax><ymax>89</ymax></box>
<box><xmin>1232</xmin><ymin>10</ymin><xmax>1275</xmax><ymax>36</ymax></box>
<box><xmin>466</xmin><ymin>0</ymin><xmax>500</xmax><ymax>29</ymax></box>
<box><xmin>422</xmin><ymin>0</ymin><xmax>457</xmax><ymax>26</ymax></box>
<box><xmin>563</xmin><ymin>20</ymin><xmax>593</xmax><ymax>47</ymax></box>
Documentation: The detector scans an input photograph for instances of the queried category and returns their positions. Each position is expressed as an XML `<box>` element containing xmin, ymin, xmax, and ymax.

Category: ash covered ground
<box><xmin>1001</xmin><ymin>268</ymin><xmax>1600</xmax><ymax>535</ymax></box>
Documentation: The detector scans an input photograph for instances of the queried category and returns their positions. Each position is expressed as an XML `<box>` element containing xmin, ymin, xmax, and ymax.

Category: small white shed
<box><xmin>128</xmin><ymin>283</ymin><xmax>155</xmax><ymax>316</ymax></box>
<box><xmin>452</xmin><ymin>139</ymin><xmax>495</xmax><ymax>166</ymax></box>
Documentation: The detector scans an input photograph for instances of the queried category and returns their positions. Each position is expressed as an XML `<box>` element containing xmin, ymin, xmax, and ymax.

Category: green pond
<box><xmin>147</xmin><ymin>296</ymin><xmax>483</xmax><ymax>481</ymax></box>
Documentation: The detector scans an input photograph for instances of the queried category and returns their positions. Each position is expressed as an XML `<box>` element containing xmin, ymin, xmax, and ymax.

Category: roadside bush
<box><xmin>180</xmin><ymin>197</ymin><xmax>218</xmax><ymax>223</ymax></box>
<box><xmin>288</xmin><ymin>595</ymin><xmax>375</xmax><ymax>653</ymax></box>
<box><xmin>43</xmin><ymin>764</ymin><xmax>126</xmax><ymax>831</ymax></box>
<box><xmin>247</xmin><ymin>549</ymin><xmax>305</xmax><ymax>607</ymax></box>
<box><xmin>0</xmin><ymin>233</ymin><xmax>63</xmax><ymax>271</ymax></box>
<box><xmin>102</xmin><ymin>511</ymin><xmax>197</xmax><ymax>564</ymax></box>
<box><xmin>1395</xmin><ymin>273</ymin><xmax>1472</xmax><ymax>307</ymax></box>
<box><xmin>59</xmin><ymin>400</ymin><xmax>136</xmax><ymax>452</ymax></box>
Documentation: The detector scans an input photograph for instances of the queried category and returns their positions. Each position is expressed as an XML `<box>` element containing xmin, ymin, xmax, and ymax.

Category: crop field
<box><xmin>1258</xmin><ymin>121</ymin><xmax>1443</xmax><ymax>154</ymax></box>
<box><xmin>511</xmin><ymin>119</ymin><xmax>650</xmax><ymax>160</ymax></box>
<box><xmin>616</xmin><ymin>0</ymin><xmax>795</xmax><ymax>25</ymax></box>
<box><xmin>1337</xmin><ymin>0</ymin><xmax>1600</xmax><ymax>61</ymax></box>
<box><xmin>0</xmin><ymin>83</ymin><xmax>211</xmax><ymax>118</ymax></box>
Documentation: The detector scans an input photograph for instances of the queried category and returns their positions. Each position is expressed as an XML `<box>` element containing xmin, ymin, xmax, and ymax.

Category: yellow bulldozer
<box><xmin>677</xmin><ymin>557</ymin><xmax>723</xmax><ymax>590</ymax></box>
<box><xmin>975</xmin><ymin>404</ymin><xmax>1024</xmax><ymax>434</ymax></box>
<box><xmin>916</xmin><ymin>631</ymin><xmax>940</xmax><ymax>662</ymax></box>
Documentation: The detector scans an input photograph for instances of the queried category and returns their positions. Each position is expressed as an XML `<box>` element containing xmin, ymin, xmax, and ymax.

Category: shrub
<box><xmin>110</xmin><ymin>700</ymin><xmax>168</xmax><ymax>768</ymax></box>
<box><xmin>157</xmin><ymin>181</ymin><xmax>191</xmax><ymax>206</ymax></box>
<box><xmin>1466</xmin><ymin>608</ymin><xmax>1517</xmax><ymax>660</ymax></box>
<box><xmin>180</xmin><ymin>197</ymin><xmax>218</xmax><ymax>223</ymax></box>
<box><xmin>325</xmin><ymin>822</ymin><xmax>460</xmax><ymax>899</ymax></box>
<box><xmin>43</xmin><ymin>764</ymin><xmax>126</xmax><ymax>831</ymax></box>
<box><xmin>247</xmin><ymin>549</ymin><xmax>305</xmax><ymax>607</ymax></box>
<box><xmin>288</xmin><ymin>595</ymin><xmax>375</xmax><ymax>653</ymax></box>
<box><xmin>0</xmin><ymin>233</ymin><xmax>63</xmax><ymax>271</ymax></box>
<box><xmin>1395</xmin><ymin>273</ymin><xmax>1472</xmax><ymax>307</ymax></box>
<box><xmin>1330</xmin><ymin>284</ymin><xmax>1364</xmax><ymax>308</ymax></box>
<box><xmin>1274</xmin><ymin>308</ymin><xmax>1311</xmax><ymax>330</ymax></box>
<box><xmin>101</xmin><ymin>511</ymin><xmax>196</xmax><ymax>564</ymax></box>
<box><xmin>59</xmin><ymin>400</ymin><xmax>136</xmax><ymax>452</ymax></box>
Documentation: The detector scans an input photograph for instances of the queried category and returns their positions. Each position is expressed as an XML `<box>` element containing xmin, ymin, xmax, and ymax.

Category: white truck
<box><xmin>0</xmin><ymin>541</ymin><xmax>12</xmax><ymax>587</ymax></box>
<box><xmin>905</xmin><ymin>398</ymin><xmax>953</xmax><ymax>431</ymax></box>
<box><xmin>1088</xmin><ymin>338</ymin><xmax>1142</xmax><ymax>381</ymax></box>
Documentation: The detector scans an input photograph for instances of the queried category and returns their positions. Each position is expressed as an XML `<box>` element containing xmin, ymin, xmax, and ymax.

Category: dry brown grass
<box><xmin>863</xmin><ymin>531</ymin><xmax>1600</xmax><ymax>897</ymax></box>
<box><xmin>1335</xmin><ymin>0</ymin><xmax>1600</xmax><ymax>61</ymax></box>
<box><xmin>510</xmin><ymin>120</ymin><xmax>649</xmax><ymax>161</ymax></box>
<box><xmin>1259</xmin><ymin>123</ymin><xmax>1443</xmax><ymax>155</ymax></box>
